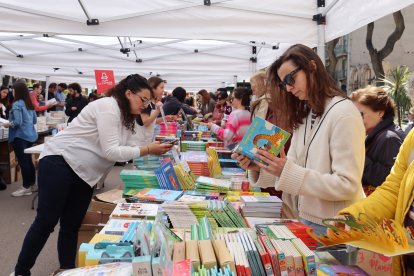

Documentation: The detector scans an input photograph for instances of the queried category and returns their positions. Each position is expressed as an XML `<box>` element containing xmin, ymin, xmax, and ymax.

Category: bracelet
<box><xmin>147</xmin><ymin>146</ymin><xmax>150</xmax><ymax>155</ymax></box>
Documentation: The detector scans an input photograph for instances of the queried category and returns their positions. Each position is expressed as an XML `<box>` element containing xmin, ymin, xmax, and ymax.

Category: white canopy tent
<box><xmin>0</xmin><ymin>0</ymin><xmax>413</xmax><ymax>90</ymax></box>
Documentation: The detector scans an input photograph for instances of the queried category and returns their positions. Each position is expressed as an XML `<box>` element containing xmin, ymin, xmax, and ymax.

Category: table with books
<box><xmin>60</xmin><ymin>120</ymin><xmax>388</xmax><ymax>276</ymax></box>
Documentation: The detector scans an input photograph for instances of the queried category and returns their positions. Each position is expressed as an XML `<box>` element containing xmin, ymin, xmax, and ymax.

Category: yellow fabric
<box><xmin>340</xmin><ymin>130</ymin><xmax>414</xmax><ymax>276</ymax></box>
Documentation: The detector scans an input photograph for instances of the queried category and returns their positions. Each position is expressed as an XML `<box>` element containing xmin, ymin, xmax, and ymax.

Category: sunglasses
<box><xmin>278</xmin><ymin>67</ymin><xmax>301</xmax><ymax>91</ymax></box>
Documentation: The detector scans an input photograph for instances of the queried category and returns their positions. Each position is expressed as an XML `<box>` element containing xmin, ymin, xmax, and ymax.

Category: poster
<box><xmin>95</xmin><ymin>70</ymin><xmax>115</xmax><ymax>94</ymax></box>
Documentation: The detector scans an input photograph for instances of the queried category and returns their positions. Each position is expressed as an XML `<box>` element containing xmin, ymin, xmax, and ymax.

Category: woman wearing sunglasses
<box><xmin>236</xmin><ymin>44</ymin><xmax>365</xmax><ymax>234</ymax></box>
<box><xmin>11</xmin><ymin>74</ymin><xmax>173</xmax><ymax>276</ymax></box>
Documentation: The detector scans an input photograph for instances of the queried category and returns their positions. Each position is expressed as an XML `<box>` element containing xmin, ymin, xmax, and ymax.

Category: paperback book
<box><xmin>234</xmin><ymin>116</ymin><xmax>290</xmax><ymax>164</ymax></box>
<box><xmin>110</xmin><ymin>202</ymin><xmax>159</xmax><ymax>219</ymax></box>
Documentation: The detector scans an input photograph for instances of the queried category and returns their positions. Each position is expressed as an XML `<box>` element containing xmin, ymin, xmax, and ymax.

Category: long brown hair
<box><xmin>13</xmin><ymin>82</ymin><xmax>34</xmax><ymax>110</ymax></box>
<box><xmin>268</xmin><ymin>44</ymin><xmax>344</xmax><ymax>130</ymax></box>
<box><xmin>147</xmin><ymin>76</ymin><xmax>164</xmax><ymax>99</ymax></box>
<box><xmin>106</xmin><ymin>74</ymin><xmax>151</xmax><ymax>133</ymax></box>
<box><xmin>197</xmin><ymin>89</ymin><xmax>210</xmax><ymax>105</ymax></box>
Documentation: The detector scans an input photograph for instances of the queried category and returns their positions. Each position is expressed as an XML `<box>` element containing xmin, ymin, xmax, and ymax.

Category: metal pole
<box><xmin>45</xmin><ymin>76</ymin><xmax>50</xmax><ymax>112</ymax></box>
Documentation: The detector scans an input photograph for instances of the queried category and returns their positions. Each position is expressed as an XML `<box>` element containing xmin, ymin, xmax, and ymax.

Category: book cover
<box><xmin>100</xmin><ymin>219</ymin><xmax>140</xmax><ymax>235</ymax></box>
<box><xmin>134</xmin><ymin>188</ymin><xmax>183</xmax><ymax>202</ymax></box>
<box><xmin>160</xmin><ymin>162</ymin><xmax>182</xmax><ymax>190</ymax></box>
<box><xmin>110</xmin><ymin>203</ymin><xmax>159</xmax><ymax>219</ymax></box>
<box><xmin>235</xmin><ymin>116</ymin><xmax>290</xmax><ymax>164</ymax></box>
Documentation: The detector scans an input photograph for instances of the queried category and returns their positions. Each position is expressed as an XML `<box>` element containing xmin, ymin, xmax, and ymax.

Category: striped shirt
<box><xmin>211</xmin><ymin>109</ymin><xmax>251</xmax><ymax>146</ymax></box>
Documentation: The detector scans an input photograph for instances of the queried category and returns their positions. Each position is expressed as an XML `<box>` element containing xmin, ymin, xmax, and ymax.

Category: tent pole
<box><xmin>317</xmin><ymin>2</ymin><xmax>326</xmax><ymax>65</ymax></box>
<box><xmin>45</xmin><ymin>76</ymin><xmax>50</xmax><ymax>112</ymax></box>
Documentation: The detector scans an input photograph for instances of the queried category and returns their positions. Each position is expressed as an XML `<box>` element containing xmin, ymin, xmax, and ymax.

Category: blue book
<box><xmin>235</xmin><ymin>116</ymin><xmax>290</xmax><ymax>164</ymax></box>
<box><xmin>160</xmin><ymin>162</ymin><xmax>182</xmax><ymax>190</ymax></box>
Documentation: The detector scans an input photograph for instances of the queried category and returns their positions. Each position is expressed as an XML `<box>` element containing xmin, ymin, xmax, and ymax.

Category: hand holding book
<box><xmin>231</xmin><ymin>152</ymin><xmax>260</xmax><ymax>172</ymax></box>
<box><xmin>254</xmin><ymin>148</ymin><xmax>287</xmax><ymax>177</ymax></box>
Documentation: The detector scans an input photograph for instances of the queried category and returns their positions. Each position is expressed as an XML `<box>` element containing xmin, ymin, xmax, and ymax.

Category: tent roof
<box><xmin>0</xmin><ymin>0</ymin><xmax>413</xmax><ymax>90</ymax></box>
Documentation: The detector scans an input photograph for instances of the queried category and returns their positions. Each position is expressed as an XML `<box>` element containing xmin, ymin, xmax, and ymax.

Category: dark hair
<box><xmin>197</xmin><ymin>89</ymin><xmax>210</xmax><ymax>105</ymax></box>
<box><xmin>268</xmin><ymin>44</ymin><xmax>344</xmax><ymax>130</ymax></box>
<box><xmin>32</xmin><ymin>83</ymin><xmax>41</xmax><ymax>90</ymax></box>
<box><xmin>58</xmin><ymin>83</ymin><xmax>67</xmax><ymax>90</ymax></box>
<box><xmin>184</xmin><ymin>96</ymin><xmax>195</xmax><ymax>107</ymax></box>
<box><xmin>106</xmin><ymin>74</ymin><xmax>151</xmax><ymax>133</ymax></box>
<box><xmin>209</xmin><ymin>92</ymin><xmax>217</xmax><ymax>102</ymax></box>
<box><xmin>0</xmin><ymin>85</ymin><xmax>9</xmax><ymax>107</ymax></box>
<box><xmin>233</xmin><ymin>87</ymin><xmax>251</xmax><ymax>108</ymax></box>
<box><xmin>68</xmin><ymin>83</ymin><xmax>82</xmax><ymax>94</ymax></box>
<box><xmin>350</xmin><ymin>86</ymin><xmax>396</xmax><ymax>118</ymax></box>
<box><xmin>13</xmin><ymin>82</ymin><xmax>34</xmax><ymax>110</ymax></box>
<box><xmin>217</xmin><ymin>90</ymin><xmax>228</xmax><ymax>100</ymax></box>
<box><xmin>172</xmin><ymin>87</ymin><xmax>186</xmax><ymax>102</ymax></box>
<box><xmin>48</xmin><ymin>82</ymin><xmax>57</xmax><ymax>89</ymax></box>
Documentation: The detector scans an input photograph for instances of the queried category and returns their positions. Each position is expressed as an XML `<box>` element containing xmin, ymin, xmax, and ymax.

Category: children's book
<box><xmin>110</xmin><ymin>202</ymin><xmax>159</xmax><ymax>219</ymax></box>
<box><xmin>133</xmin><ymin>188</ymin><xmax>183</xmax><ymax>202</ymax></box>
<box><xmin>309</xmin><ymin>214</ymin><xmax>414</xmax><ymax>257</ymax></box>
<box><xmin>154</xmin><ymin>161</ymin><xmax>182</xmax><ymax>191</ymax></box>
<box><xmin>234</xmin><ymin>116</ymin><xmax>290</xmax><ymax>164</ymax></box>
<box><xmin>100</xmin><ymin>219</ymin><xmax>142</xmax><ymax>235</ymax></box>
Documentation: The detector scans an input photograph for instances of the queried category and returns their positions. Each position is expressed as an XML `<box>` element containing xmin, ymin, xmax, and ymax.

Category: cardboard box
<box><xmin>356</xmin><ymin>249</ymin><xmax>392</xmax><ymax>276</ymax></box>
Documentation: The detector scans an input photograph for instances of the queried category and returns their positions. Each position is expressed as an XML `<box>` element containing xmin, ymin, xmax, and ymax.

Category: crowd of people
<box><xmin>2</xmin><ymin>43</ymin><xmax>414</xmax><ymax>274</ymax></box>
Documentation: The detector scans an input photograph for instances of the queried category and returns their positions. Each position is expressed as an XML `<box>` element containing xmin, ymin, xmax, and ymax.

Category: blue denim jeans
<box><xmin>14</xmin><ymin>155</ymin><xmax>94</xmax><ymax>275</ymax></box>
<box><xmin>12</xmin><ymin>138</ymin><xmax>35</xmax><ymax>188</ymax></box>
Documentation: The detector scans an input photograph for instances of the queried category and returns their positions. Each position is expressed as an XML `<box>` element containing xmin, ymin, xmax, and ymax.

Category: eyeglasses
<box><xmin>137</xmin><ymin>95</ymin><xmax>151</xmax><ymax>106</ymax></box>
<box><xmin>278</xmin><ymin>67</ymin><xmax>301</xmax><ymax>91</ymax></box>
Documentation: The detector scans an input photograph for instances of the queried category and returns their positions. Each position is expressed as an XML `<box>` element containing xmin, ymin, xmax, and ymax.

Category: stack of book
<box><xmin>159</xmin><ymin>122</ymin><xmax>178</xmax><ymax>136</ymax></box>
<box><xmin>195</xmin><ymin>176</ymin><xmax>231</xmax><ymax>193</ymax></box>
<box><xmin>226</xmin><ymin>191</ymin><xmax>270</xmax><ymax>202</ymax></box>
<box><xmin>119</xmin><ymin>170</ymin><xmax>159</xmax><ymax>194</ymax></box>
<box><xmin>133</xmin><ymin>154</ymin><xmax>172</xmax><ymax>170</ymax></box>
<box><xmin>241</xmin><ymin>195</ymin><xmax>283</xmax><ymax>218</ymax></box>
<box><xmin>161</xmin><ymin>201</ymin><xmax>198</xmax><ymax>229</ymax></box>
<box><xmin>181</xmin><ymin>141</ymin><xmax>206</xmax><ymax>152</ymax></box>
<box><xmin>154</xmin><ymin>162</ymin><xmax>182</xmax><ymax>190</ymax></box>
<box><xmin>207</xmin><ymin>200</ymin><xmax>248</xmax><ymax>228</ymax></box>
<box><xmin>181</xmin><ymin>151</ymin><xmax>209</xmax><ymax>176</ymax></box>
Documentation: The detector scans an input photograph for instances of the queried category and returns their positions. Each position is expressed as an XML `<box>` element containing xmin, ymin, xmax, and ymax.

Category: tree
<box><xmin>382</xmin><ymin>66</ymin><xmax>411</xmax><ymax>127</ymax></box>
<box><xmin>326</xmin><ymin>38</ymin><xmax>340</xmax><ymax>80</ymax></box>
<box><xmin>366</xmin><ymin>11</ymin><xmax>405</xmax><ymax>85</ymax></box>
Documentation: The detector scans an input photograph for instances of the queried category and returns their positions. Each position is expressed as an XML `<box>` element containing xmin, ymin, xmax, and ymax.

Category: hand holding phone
<box><xmin>161</xmin><ymin>138</ymin><xmax>179</xmax><ymax>145</ymax></box>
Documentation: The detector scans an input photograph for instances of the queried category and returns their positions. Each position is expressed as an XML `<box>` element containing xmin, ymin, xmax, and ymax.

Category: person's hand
<box><xmin>71</xmin><ymin>106</ymin><xmax>77</xmax><ymax>111</ymax></box>
<box><xmin>155</xmin><ymin>101</ymin><xmax>163</xmax><ymax>111</ymax></box>
<box><xmin>148</xmin><ymin>141</ymin><xmax>173</xmax><ymax>155</ymax></box>
<box><xmin>207</xmin><ymin>122</ymin><xmax>213</xmax><ymax>129</ymax></box>
<box><xmin>254</xmin><ymin>148</ymin><xmax>287</xmax><ymax>176</ymax></box>
<box><xmin>203</xmin><ymin>113</ymin><xmax>212</xmax><ymax>120</ymax></box>
<box><xmin>231</xmin><ymin>152</ymin><xmax>260</xmax><ymax>171</ymax></box>
<box><xmin>0</xmin><ymin>122</ymin><xmax>10</xmax><ymax>128</ymax></box>
<box><xmin>48</xmin><ymin>102</ymin><xmax>57</xmax><ymax>107</ymax></box>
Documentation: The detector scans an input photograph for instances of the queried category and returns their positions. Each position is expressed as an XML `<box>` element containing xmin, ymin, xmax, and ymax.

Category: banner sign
<box><xmin>95</xmin><ymin>70</ymin><xmax>115</xmax><ymax>94</ymax></box>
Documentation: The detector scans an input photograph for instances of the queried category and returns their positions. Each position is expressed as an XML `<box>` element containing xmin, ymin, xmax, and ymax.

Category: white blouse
<box><xmin>40</xmin><ymin>97</ymin><xmax>141</xmax><ymax>187</ymax></box>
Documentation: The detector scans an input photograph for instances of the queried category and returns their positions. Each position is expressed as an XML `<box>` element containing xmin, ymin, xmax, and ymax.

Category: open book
<box><xmin>308</xmin><ymin>214</ymin><xmax>414</xmax><ymax>257</ymax></box>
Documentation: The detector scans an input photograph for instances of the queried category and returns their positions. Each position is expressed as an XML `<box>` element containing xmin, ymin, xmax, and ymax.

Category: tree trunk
<box><xmin>326</xmin><ymin>38</ymin><xmax>339</xmax><ymax>80</ymax></box>
<box><xmin>366</xmin><ymin>11</ymin><xmax>405</xmax><ymax>85</ymax></box>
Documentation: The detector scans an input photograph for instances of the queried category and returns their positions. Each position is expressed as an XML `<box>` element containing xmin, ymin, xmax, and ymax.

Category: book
<box><xmin>100</xmin><ymin>219</ymin><xmax>142</xmax><ymax>235</ymax></box>
<box><xmin>133</xmin><ymin>188</ymin><xmax>183</xmax><ymax>202</ymax></box>
<box><xmin>234</xmin><ymin>116</ymin><xmax>290</xmax><ymax>164</ymax></box>
<box><xmin>110</xmin><ymin>203</ymin><xmax>159</xmax><ymax>219</ymax></box>
<box><xmin>154</xmin><ymin>161</ymin><xmax>182</xmax><ymax>190</ymax></box>
<box><xmin>241</xmin><ymin>196</ymin><xmax>283</xmax><ymax>207</ymax></box>
<box><xmin>309</xmin><ymin>214</ymin><xmax>414</xmax><ymax>257</ymax></box>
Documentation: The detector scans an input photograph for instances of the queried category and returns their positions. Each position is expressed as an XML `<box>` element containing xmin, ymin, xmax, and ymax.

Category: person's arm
<box><xmin>30</xmin><ymin>93</ymin><xmax>48</xmax><ymax>112</ymax></box>
<box><xmin>339</xmin><ymin>130</ymin><xmax>414</xmax><ymax>222</ymax></box>
<box><xmin>210</xmin><ymin>111</ymin><xmax>238</xmax><ymax>144</ymax></box>
<box><xmin>65</xmin><ymin>100</ymin><xmax>74</xmax><ymax>116</ymax></box>
<box><xmin>276</xmin><ymin>114</ymin><xmax>365</xmax><ymax>201</ymax></box>
<box><xmin>181</xmin><ymin>103</ymin><xmax>197</xmax><ymax>115</ymax></box>
<box><xmin>9</xmin><ymin>105</ymin><xmax>23</xmax><ymax>128</ymax></box>
<box><xmin>363</xmin><ymin>133</ymin><xmax>403</xmax><ymax>187</ymax></box>
<box><xmin>32</xmin><ymin>110</ymin><xmax>37</xmax><ymax>124</ymax></box>
<box><xmin>141</xmin><ymin>103</ymin><xmax>161</xmax><ymax>127</ymax></box>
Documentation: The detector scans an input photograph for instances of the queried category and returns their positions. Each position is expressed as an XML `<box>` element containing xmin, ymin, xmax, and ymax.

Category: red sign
<box><xmin>94</xmin><ymin>70</ymin><xmax>115</xmax><ymax>94</ymax></box>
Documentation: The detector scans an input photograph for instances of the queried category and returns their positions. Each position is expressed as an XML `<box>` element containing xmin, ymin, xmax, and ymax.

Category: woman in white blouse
<box><xmin>12</xmin><ymin>74</ymin><xmax>173</xmax><ymax>276</ymax></box>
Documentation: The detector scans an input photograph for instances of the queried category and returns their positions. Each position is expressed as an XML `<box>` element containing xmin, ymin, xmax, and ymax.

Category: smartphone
<box><xmin>161</xmin><ymin>138</ymin><xmax>179</xmax><ymax>145</ymax></box>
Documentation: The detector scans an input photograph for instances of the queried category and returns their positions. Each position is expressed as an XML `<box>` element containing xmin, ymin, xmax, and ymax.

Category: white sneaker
<box><xmin>11</xmin><ymin>186</ymin><xmax>32</xmax><ymax>197</ymax></box>
<box><xmin>31</xmin><ymin>184</ymin><xmax>38</xmax><ymax>192</ymax></box>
